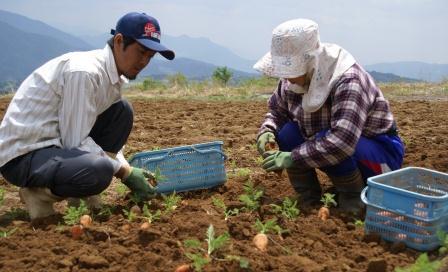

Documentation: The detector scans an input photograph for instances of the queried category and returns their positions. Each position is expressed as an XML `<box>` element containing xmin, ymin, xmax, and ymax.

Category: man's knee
<box><xmin>52</xmin><ymin>155</ymin><xmax>114</xmax><ymax>197</ymax></box>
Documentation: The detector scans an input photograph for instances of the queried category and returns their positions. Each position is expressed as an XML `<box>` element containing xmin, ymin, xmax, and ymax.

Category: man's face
<box><xmin>113</xmin><ymin>34</ymin><xmax>156</xmax><ymax>80</ymax></box>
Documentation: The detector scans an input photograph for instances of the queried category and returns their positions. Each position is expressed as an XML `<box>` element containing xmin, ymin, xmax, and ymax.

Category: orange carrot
<box><xmin>253</xmin><ymin>233</ymin><xmax>268</xmax><ymax>252</ymax></box>
<box><xmin>140</xmin><ymin>221</ymin><xmax>151</xmax><ymax>230</ymax></box>
<box><xmin>79</xmin><ymin>214</ymin><xmax>92</xmax><ymax>227</ymax></box>
<box><xmin>71</xmin><ymin>225</ymin><xmax>84</xmax><ymax>239</ymax></box>
<box><xmin>175</xmin><ymin>264</ymin><xmax>192</xmax><ymax>272</ymax></box>
<box><xmin>318</xmin><ymin>206</ymin><xmax>330</xmax><ymax>221</ymax></box>
<box><xmin>319</xmin><ymin>193</ymin><xmax>336</xmax><ymax>220</ymax></box>
<box><xmin>121</xmin><ymin>224</ymin><xmax>131</xmax><ymax>232</ymax></box>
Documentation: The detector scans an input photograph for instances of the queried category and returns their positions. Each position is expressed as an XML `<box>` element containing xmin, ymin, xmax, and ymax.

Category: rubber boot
<box><xmin>286</xmin><ymin>167</ymin><xmax>322</xmax><ymax>206</ymax></box>
<box><xmin>328</xmin><ymin>168</ymin><xmax>365</xmax><ymax>215</ymax></box>
<box><xmin>19</xmin><ymin>187</ymin><xmax>64</xmax><ymax>220</ymax></box>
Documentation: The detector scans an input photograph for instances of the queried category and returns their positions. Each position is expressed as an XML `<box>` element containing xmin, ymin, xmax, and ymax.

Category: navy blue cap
<box><xmin>111</xmin><ymin>12</ymin><xmax>175</xmax><ymax>60</ymax></box>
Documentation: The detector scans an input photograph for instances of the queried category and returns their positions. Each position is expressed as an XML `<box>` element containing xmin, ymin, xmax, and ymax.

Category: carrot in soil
<box><xmin>71</xmin><ymin>225</ymin><xmax>84</xmax><ymax>239</ymax></box>
<box><xmin>253</xmin><ymin>233</ymin><xmax>269</xmax><ymax>252</ymax></box>
<box><xmin>318</xmin><ymin>193</ymin><xmax>337</xmax><ymax>221</ymax></box>
<box><xmin>140</xmin><ymin>221</ymin><xmax>151</xmax><ymax>230</ymax></box>
<box><xmin>175</xmin><ymin>264</ymin><xmax>192</xmax><ymax>272</ymax></box>
<box><xmin>121</xmin><ymin>224</ymin><xmax>131</xmax><ymax>232</ymax></box>
<box><xmin>79</xmin><ymin>214</ymin><xmax>92</xmax><ymax>227</ymax></box>
<box><xmin>318</xmin><ymin>206</ymin><xmax>330</xmax><ymax>221</ymax></box>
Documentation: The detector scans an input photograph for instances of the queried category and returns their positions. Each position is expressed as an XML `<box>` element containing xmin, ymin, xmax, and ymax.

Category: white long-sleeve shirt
<box><xmin>0</xmin><ymin>45</ymin><xmax>127</xmax><ymax>173</ymax></box>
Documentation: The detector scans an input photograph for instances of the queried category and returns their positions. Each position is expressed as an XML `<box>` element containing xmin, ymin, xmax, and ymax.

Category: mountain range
<box><xmin>0</xmin><ymin>9</ymin><xmax>446</xmax><ymax>91</ymax></box>
<box><xmin>366</xmin><ymin>62</ymin><xmax>448</xmax><ymax>83</ymax></box>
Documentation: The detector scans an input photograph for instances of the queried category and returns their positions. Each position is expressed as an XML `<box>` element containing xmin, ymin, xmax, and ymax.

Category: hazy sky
<box><xmin>1</xmin><ymin>0</ymin><xmax>447</xmax><ymax>65</ymax></box>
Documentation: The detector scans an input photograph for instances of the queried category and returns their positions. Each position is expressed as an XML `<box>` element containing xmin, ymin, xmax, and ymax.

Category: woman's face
<box><xmin>286</xmin><ymin>74</ymin><xmax>307</xmax><ymax>86</ymax></box>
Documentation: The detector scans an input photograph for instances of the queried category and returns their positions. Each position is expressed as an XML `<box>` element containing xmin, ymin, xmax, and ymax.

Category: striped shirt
<box><xmin>259</xmin><ymin>63</ymin><xmax>395</xmax><ymax>169</ymax></box>
<box><xmin>0</xmin><ymin>45</ymin><xmax>126</xmax><ymax>172</ymax></box>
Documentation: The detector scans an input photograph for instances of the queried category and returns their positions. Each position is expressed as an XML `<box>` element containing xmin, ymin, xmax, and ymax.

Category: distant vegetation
<box><xmin>0</xmin><ymin>81</ymin><xmax>16</xmax><ymax>94</ymax></box>
<box><xmin>2</xmin><ymin>69</ymin><xmax>447</xmax><ymax>102</ymax></box>
<box><xmin>212</xmin><ymin>67</ymin><xmax>233</xmax><ymax>86</ymax></box>
<box><xmin>125</xmin><ymin>72</ymin><xmax>448</xmax><ymax>101</ymax></box>
<box><xmin>127</xmin><ymin>72</ymin><xmax>278</xmax><ymax>101</ymax></box>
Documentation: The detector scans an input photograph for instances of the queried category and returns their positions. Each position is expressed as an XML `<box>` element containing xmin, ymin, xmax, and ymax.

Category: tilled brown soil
<box><xmin>0</xmin><ymin>96</ymin><xmax>447</xmax><ymax>272</ymax></box>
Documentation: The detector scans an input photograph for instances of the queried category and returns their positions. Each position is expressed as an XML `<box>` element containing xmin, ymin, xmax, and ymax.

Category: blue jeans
<box><xmin>277</xmin><ymin>122</ymin><xmax>405</xmax><ymax>180</ymax></box>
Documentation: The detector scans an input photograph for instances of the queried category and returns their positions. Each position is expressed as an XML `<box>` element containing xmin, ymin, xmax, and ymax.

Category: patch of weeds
<box><xmin>254</xmin><ymin>218</ymin><xmax>287</xmax><ymax>236</ymax></box>
<box><xmin>0</xmin><ymin>187</ymin><xmax>5</xmax><ymax>206</ymax></box>
<box><xmin>437</xmin><ymin>229</ymin><xmax>448</xmax><ymax>256</ymax></box>
<box><xmin>270</xmin><ymin>197</ymin><xmax>300</xmax><ymax>220</ymax></box>
<box><xmin>250</xmin><ymin>142</ymin><xmax>257</xmax><ymax>151</ymax></box>
<box><xmin>236</xmin><ymin>168</ymin><xmax>251</xmax><ymax>178</ymax></box>
<box><xmin>239</xmin><ymin>181</ymin><xmax>263</xmax><ymax>212</ymax></box>
<box><xmin>229</xmin><ymin>160</ymin><xmax>237</xmax><ymax>170</ymax></box>
<box><xmin>122</xmin><ymin>207</ymin><xmax>138</xmax><ymax>222</ymax></box>
<box><xmin>211</xmin><ymin>196</ymin><xmax>239</xmax><ymax>221</ymax></box>
<box><xmin>115</xmin><ymin>182</ymin><xmax>128</xmax><ymax>197</ymax></box>
<box><xmin>321</xmin><ymin>193</ymin><xmax>337</xmax><ymax>208</ymax></box>
<box><xmin>183</xmin><ymin>224</ymin><xmax>231</xmax><ymax>271</ymax></box>
<box><xmin>97</xmin><ymin>204</ymin><xmax>113</xmax><ymax>218</ymax></box>
<box><xmin>141</xmin><ymin>203</ymin><xmax>161</xmax><ymax>223</ymax></box>
<box><xmin>129</xmin><ymin>194</ymin><xmax>143</xmax><ymax>206</ymax></box>
<box><xmin>254</xmin><ymin>156</ymin><xmax>263</xmax><ymax>165</ymax></box>
<box><xmin>162</xmin><ymin>192</ymin><xmax>181</xmax><ymax>213</ymax></box>
<box><xmin>0</xmin><ymin>227</ymin><xmax>17</xmax><ymax>238</ymax></box>
<box><xmin>394</xmin><ymin>253</ymin><xmax>441</xmax><ymax>272</ymax></box>
<box><xmin>63</xmin><ymin>200</ymin><xmax>90</xmax><ymax>225</ymax></box>
<box><xmin>354</xmin><ymin>219</ymin><xmax>365</xmax><ymax>228</ymax></box>
<box><xmin>228</xmin><ymin>166</ymin><xmax>251</xmax><ymax>181</ymax></box>
<box><xmin>153</xmin><ymin>167</ymin><xmax>167</xmax><ymax>183</ymax></box>
<box><xmin>225</xmin><ymin>255</ymin><xmax>250</xmax><ymax>269</ymax></box>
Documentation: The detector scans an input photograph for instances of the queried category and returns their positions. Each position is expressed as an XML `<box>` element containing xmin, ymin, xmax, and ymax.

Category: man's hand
<box><xmin>256</xmin><ymin>132</ymin><xmax>276</xmax><ymax>156</ymax></box>
<box><xmin>262</xmin><ymin>151</ymin><xmax>294</xmax><ymax>171</ymax></box>
<box><xmin>122</xmin><ymin>167</ymin><xmax>157</xmax><ymax>202</ymax></box>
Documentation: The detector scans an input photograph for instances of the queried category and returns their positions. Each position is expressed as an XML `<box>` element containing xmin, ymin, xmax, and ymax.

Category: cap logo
<box><xmin>143</xmin><ymin>22</ymin><xmax>161</xmax><ymax>40</ymax></box>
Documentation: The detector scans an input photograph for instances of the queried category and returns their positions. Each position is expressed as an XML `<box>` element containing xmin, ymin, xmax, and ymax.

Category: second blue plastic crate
<box><xmin>362</xmin><ymin>187</ymin><xmax>448</xmax><ymax>251</ymax></box>
<box><xmin>366</xmin><ymin>167</ymin><xmax>448</xmax><ymax>220</ymax></box>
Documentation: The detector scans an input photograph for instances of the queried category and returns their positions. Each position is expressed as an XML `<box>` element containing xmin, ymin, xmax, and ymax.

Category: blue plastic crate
<box><xmin>366</xmin><ymin>167</ymin><xmax>448</xmax><ymax>220</ymax></box>
<box><xmin>128</xmin><ymin>141</ymin><xmax>227</xmax><ymax>194</ymax></box>
<box><xmin>362</xmin><ymin>187</ymin><xmax>448</xmax><ymax>251</ymax></box>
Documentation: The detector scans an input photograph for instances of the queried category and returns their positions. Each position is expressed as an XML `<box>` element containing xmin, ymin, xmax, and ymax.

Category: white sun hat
<box><xmin>254</xmin><ymin>19</ymin><xmax>356</xmax><ymax>112</ymax></box>
<box><xmin>253</xmin><ymin>19</ymin><xmax>320</xmax><ymax>78</ymax></box>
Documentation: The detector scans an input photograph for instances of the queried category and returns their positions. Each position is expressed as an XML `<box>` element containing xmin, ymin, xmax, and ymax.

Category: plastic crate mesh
<box><xmin>129</xmin><ymin>141</ymin><xmax>227</xmax><ymax>194</ymax></box>
<box><xmin>366</xmin><ymin>167</ymin><xmax>448</xmax><ymax>220</ymax></box>
<box><xmin>363</xmin><ymin>167</ymin><xmax>448</xmax><ymax>251</ymax></box>
<box><xmin>364</xmin><ymin>204</ymin><xmax>448</xmax><ymax>251</ymax></box>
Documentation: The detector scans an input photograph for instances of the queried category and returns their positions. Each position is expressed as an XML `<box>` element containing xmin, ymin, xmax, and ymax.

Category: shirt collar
<box><xmin>104</xmin><ymin>45</ymin><xmax>129</xmax><ymax>85</ymax></box>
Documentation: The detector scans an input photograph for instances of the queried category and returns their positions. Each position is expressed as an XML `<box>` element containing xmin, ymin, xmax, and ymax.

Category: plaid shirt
<box><xmin>259</xmin><ymin>63</ymin><xmax>395</xmax><ymax>169</ymax></box>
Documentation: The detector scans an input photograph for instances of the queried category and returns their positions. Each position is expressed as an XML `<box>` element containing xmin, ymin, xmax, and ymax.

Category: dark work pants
<box><xmin>0</xmin><ymin>99</ymin><xmax>133</xmax><ymax>198</ymax></box>
<box><xmin>277</xmin><ymin>121</ymin><xmax>405</xmax><ymax>181</ymax></box>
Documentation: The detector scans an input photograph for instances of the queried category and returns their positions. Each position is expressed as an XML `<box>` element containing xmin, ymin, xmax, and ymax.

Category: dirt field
<box><xmin>0</xmin><ymin>95</ymin><xmax>447</xmax><ymax>272</ymax></box>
